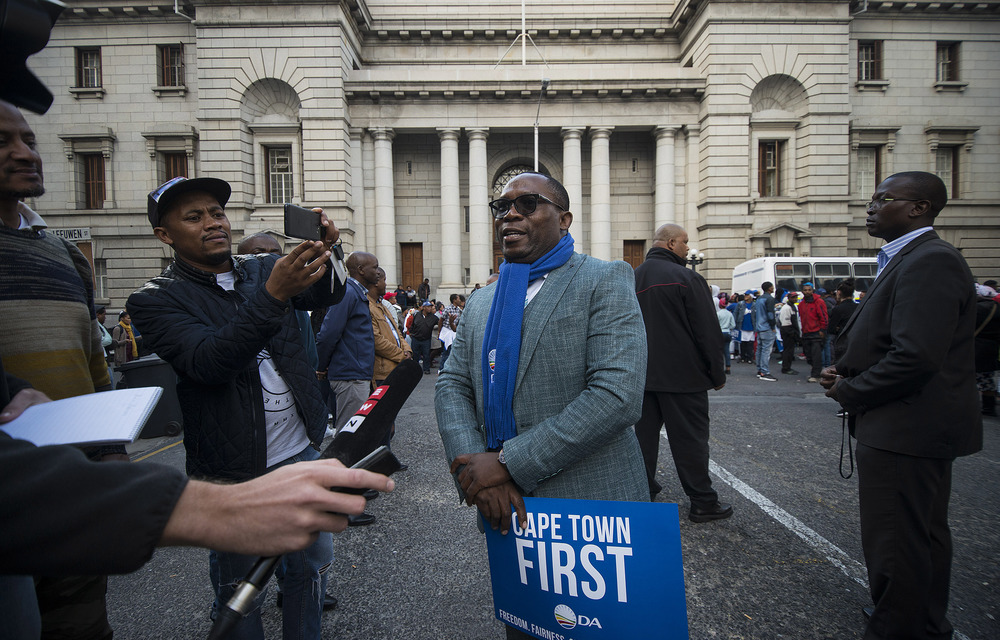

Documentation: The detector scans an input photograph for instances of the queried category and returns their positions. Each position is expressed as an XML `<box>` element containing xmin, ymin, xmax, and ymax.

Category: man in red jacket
<box><xmin>797</xmin><ymin>282</ymin><xmax>828</xmax><ymax>382</ymax></box>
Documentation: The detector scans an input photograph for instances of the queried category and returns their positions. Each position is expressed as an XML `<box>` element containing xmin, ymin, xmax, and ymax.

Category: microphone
<box><xmin>207</xmin><ymin>358</ymin><xmax>422</xmax><ymax>640</ymax></box>
<box><xmin>321</xmin><ymin>357</ymin><xmax>422</xmax><ymax>466</ymax></box>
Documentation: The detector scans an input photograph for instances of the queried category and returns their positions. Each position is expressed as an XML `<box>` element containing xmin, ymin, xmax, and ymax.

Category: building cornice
<box><xmin>344</xmin><ymin>79</ymin><xmax>706</xmax><ymax>104</ymax></box>
<box><xmin>849</xmin><ymin>0</ymin><xmax>1000</xmax><ymax>16</ymax></box>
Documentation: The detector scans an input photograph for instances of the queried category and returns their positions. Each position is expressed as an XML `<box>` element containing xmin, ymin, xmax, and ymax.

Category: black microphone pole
<box><xmin>206</xmin><ymin>557</ymin><xmax>278</xmax><ymax>640</ymax></box>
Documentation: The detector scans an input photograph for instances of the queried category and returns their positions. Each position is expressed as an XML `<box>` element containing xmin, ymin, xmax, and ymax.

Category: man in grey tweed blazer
<box><xmin>435</xmin><ymin>171</ymin><xmax>648</xmax><ymax>545</ymax></box>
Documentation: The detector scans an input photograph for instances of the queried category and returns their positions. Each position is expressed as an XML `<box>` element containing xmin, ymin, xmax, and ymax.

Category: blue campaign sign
<box><xmin>484</xmin><ymin>497</ymin><xmax>688</xmax><ymax>639</ymax></box>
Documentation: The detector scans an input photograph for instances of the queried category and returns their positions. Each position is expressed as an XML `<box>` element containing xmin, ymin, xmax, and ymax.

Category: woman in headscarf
<box><xmin>112</xmin><ymin>311</ymin><xmax>138</xmax><ymax>368</ymax></box>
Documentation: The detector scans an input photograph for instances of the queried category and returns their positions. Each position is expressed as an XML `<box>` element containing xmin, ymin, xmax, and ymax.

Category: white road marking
<box><xmin>701</xmin><ymin>451</ymin><xmax>972</xmax><ymax>640</ymax></box>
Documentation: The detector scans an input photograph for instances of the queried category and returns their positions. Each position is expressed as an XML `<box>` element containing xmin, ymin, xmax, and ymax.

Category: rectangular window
<box><xmin>815</xmin><ymin>262</ymin><xmax>852</xmax><ymax>295</ymax></box>
<box><xmin>94</xmin><ymin>259</ymin><xmax>108</xmax><ymax>300</ymax></box>
<box><xmin>774</xmin><ymin>263</ymin><xmax>812</xmax><ymax>294</ymax></box>
<box><xmin>265</xmin><ymin>146</ymin><xmax>294</xmax><ymax>204</ymax></box>
<box><xmin>158</xmin><ymin>44</ymin><xmax>184</xmax><ymax>87</ymax></box>
<box><xmin>853</xmin><ymin>261</ymin><xmax>878</xmax><ymax>294</ymax></box>
<box><xmin>935</xmin><ymin>147</ymin><xmax>960</xmax><ymax>198</ymax></box>
<box><xmin>936</xmin><ymin>42</ymin><xmax>960</xmax><ymax>82</ymax></box>
<box><xmin>856</xmin><ymin>146</ymin><xmax>881</xmax><ymax>199</ymax></box>
<box><xmin>858</xmin><ymin>41</ymin><xmax>883</xmax><ymax>81</ymax></box>
<box><xmin>82</xmin><ymin>154</ymin><xmax>106</xmax><ymax>209</ymax></box>
<box><xmin>758</xmin><ymin>141</ymin><xmax>783</xmax><ymax>197</ymax></box>
<box><xmin>163</xmin><ymin>152</ymin><xmax>188</xmax><ymax>182</ymax></box>
<box><xmin>76</xmin><ymin>48</ymin><xmax>102</xmax><ymax>88</ymax></box>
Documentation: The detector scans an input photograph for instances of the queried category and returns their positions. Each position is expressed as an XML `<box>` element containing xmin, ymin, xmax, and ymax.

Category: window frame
<box><xmin>58</xmin><ymin>127</ymin><xmax>116</xmax><ymax>210</ymax></box>
<box><xmin>153</xmin><ymin>44</ymin><xmax>188</xmax><ymax>97</ymax></box>
<box><xmin>249</xmin><ymin>121</ymin><xmax>302</xmax><ymax>210</ymax></box>
<box><xmin>758</xmin><ymin>140</ymin><xmax>783</xmax><ymax>197</ymax></box>
<box><xmin>858</xmin><ymin>40</ymin><xmax>883</xmax><ymax>81</ymax></box>
<box><xmin>934</xmin><ymin>42</ymin><xmax>967</xmax><ymax>92</ymax></box>
<box><xmin>70</xmin><ymin>47</ymin><xmax>105</xmax><ymax>99</ymax></box>
<box><xmin>264</xmin><ymin>145</ymin><xmax>295</xmax><ymax>204</ymax></box>
<box><xmin>81</xmin><ymin>153</ymin><xmax>106</xmax><ymax>210</ymax></box>
<box><xmin>855</xmin><ymin>146</ymin><xmax>882</xmax><ymax>200</ymax></box>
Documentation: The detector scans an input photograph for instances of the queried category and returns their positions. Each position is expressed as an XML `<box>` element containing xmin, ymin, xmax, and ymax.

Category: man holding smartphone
<box><xmin>127</xmin><ymin>176</ymin><xmax>345</xmax><ymax>640</ymax></box>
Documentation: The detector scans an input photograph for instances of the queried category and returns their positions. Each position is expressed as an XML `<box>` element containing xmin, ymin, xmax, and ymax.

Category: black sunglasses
<box><xmin>488</xmin><ymin>193</ymin><xmax>566</xmax><ymax>219</ymax></box>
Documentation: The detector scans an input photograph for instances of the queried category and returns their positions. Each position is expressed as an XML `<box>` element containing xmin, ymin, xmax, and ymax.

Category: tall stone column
<box><xmin>561</xmin><ymin>127</ymin><xmax>584</xmax><ymax>254</ymax></box>
<box><xmin>438</xmin><ymin>128</ymin><xmax>462</xmax><ymax>291</ymax></box>
<box><xmin>467</xmin><ymin>128</ymin><xmax>491</xmax><ymax>284</ymax></box>
<box><xmin>654</xmin><ymin>126</ymin><xmax>679</xmax><ymax>232</ymax></box>
<box><xmin>589</xmin><ymin>127</ymin><xmax>613</xmax><ymax>261</ymax></box>
<box><xmin>372</xmin><ymin>127</ymin><xmax>397</xmax><ymax>286</ymax></box>
<box><xmin>686</xmin><ymin>125</ymin><xmax>701</xmax><ymax>246</ymax></box>
<box><xmin>348</xmin><ymin>128</ymin><xmax>366</xmax><ymax>252</ymax></box>
<box><xmin>361</xmin><ymin>131</ymin><xmax>375</xmax><ymax>254</ymax></box>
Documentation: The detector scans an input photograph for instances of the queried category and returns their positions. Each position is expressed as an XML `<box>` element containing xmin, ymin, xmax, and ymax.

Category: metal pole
<box><xmin>521</xmin><ymin>0</ymin><xmax>526</xmax><ymax>66</ymax></box>
<box><xmin>533</xmin><ymin>78</ymin><xmax>549</xmax><ymax>172</ymax></box>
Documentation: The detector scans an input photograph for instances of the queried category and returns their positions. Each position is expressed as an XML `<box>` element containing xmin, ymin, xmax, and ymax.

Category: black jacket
<box><xmin>127</xmin><ymin>254</ymin><xmax>344</xmax><ymax>481</ymax></box>
<box><xmin>635</xmin><ymin>247</ymin><xmax>726</xmax><ymax>393</ymax></box>
<box><xmin>833</xmin><ymin>231</ymin><xmax>981</xmax><ymax>459</ymax></box>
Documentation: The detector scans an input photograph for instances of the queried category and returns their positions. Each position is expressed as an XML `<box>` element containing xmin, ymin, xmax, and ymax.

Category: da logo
<box><xmin>554</xmin><ymin>604</ymin><xmax>603</xmax><ymax>630</ymax></box>
<box><xmin>488</xmin><ymin>348</ymin><xmax>497</xmax><ymax>372</ymax></box>
<box><xmin>553</xmin><ymin>604</ymin><xmax>577</xmax><ymax>629</ymax></box>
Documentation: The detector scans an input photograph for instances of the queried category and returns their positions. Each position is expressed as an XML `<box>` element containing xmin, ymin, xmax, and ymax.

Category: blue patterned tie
<box><xmin>876</xmin><ymin>248</ymin><xmax>889</xmax><ymax>276</ymax></box>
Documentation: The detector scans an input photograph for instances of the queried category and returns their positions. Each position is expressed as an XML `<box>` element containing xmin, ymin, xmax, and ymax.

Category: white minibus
<box><xmin>731</xmin><ymin>257</ymin><xmax>877</xmax><ymax>300</ymax></box>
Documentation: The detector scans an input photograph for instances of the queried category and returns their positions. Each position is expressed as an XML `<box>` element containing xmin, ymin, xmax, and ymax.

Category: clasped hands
<box><xmin>819</xmin><ymin>365</ymin><xmax>840</xmax><ymax>397</ymax></box>
<box><xmin>450</xmin><ymin>452</ymin><xmax>527</xmax><ymax>535</ymax></box>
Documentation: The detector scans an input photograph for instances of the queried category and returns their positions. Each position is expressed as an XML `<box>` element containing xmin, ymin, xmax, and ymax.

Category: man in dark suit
<box><xmin>820</xmin><ymin>171</ymin><xmax>982</xmax><ymax>640</ymax></box>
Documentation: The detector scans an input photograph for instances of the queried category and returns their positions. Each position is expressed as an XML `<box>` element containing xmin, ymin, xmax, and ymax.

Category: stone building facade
<box><xmin>21</xmin><ymin>0</ymin><xmax>1000</xmax><ymax>308</ymax></box>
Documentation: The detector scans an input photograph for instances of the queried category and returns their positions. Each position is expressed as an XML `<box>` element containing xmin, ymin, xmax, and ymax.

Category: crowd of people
<box><xmin>1</xmin><ymin>86</ymin><xmax>994</xmax><ymax>640</ymax></box>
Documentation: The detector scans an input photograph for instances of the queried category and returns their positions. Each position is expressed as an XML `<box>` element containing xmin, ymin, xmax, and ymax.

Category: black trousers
<box><xmin>779</xmin><ymin>327</ymin><xmax>798</xmax><ymax>372</ymax></box>
<box><xmin>635</xmin><ymin>390</ymin><xmax>717</xmax><ymax>507</ymax></box>
<box><xmin>801</xmin><ymin>332</ymin><xmax>824</xmax><ymax>377</ymax></box>
<box><xmin>857</xmin><ymin>443</ymin><xmax>954</xmax><ymax>640</ymax></box>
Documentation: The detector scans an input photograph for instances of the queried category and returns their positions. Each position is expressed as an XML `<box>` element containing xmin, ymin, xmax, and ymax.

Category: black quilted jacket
<box><xmin>127</xmin><ymin>254</ymin><xmax>344</xmax><ymax>481</ymax></box>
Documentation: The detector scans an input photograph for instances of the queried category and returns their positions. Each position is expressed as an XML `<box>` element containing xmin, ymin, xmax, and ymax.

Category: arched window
<box><xmin>492</xmin><ymin>164</ymin><xmax>535</xmax><ymax>197</ymax></box>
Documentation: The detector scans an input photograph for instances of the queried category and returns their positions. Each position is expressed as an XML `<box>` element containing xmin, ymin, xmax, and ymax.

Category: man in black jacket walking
<box><xmin>127</xmin><ymin>176</ymin><xmax>346</xmax><ymax>640</ymax></box>
<box><xmin>634</xmin><ymin>224</ymin><xmax>733</xmax><ymax>523</ymax></box>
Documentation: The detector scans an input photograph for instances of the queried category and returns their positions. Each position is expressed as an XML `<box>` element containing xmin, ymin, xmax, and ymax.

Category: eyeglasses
<box><xmin>866</xmin><ymin>197</ymin><xmax>922</xmax><ymax>210</ymax></box>
<box><xmin>488</xmin><ymin>193</ymin><xmax>566</xmax><ymax>219</ymax></box>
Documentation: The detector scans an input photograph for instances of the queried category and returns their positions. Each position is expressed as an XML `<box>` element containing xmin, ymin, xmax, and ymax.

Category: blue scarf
<box><xmin>482</xmin><ymin>233</ymin><xmax>575</xmax><ymax>449</ymax></box>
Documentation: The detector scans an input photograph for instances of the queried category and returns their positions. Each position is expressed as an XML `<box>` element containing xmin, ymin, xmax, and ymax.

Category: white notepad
<box><xmin>1</xmin><ymin>387</ymin><xmax>164</xmax><ymax>447</ymax></box>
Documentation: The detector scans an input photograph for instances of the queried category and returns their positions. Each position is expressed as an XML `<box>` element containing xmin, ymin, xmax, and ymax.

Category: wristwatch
<box><xmin>497</xmin><ymin>448</ymin><xmax>506</xmax><ymax>466</ymax></box>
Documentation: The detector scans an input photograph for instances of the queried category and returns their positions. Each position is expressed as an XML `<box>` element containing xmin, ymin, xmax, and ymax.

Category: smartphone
<box><xmin>283</xmin><ymin>203</ymin><xmax>324</xmax><ymax>241</ymax></box>
<box><xmin>330</xmin><ymin>446</ymin><xmax>403</xmax><ymax>495</ymax></box>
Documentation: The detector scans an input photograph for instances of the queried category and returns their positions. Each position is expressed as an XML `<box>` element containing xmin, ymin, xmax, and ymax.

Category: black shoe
<box><xmin>276</xmin><ymin>592</ymin><xmax>338</xmax><ymax>611</ymax></box>
<box><xmin>689</xmin><ymin>502</ymin><xmax>734</xmax><ymax>523</ymax></box>
<box><xmin>781</xmin><ymin>369</ymin><xmax>798</xmax><ymax>375</ymax></box>
<box><xmin>348</xmin><ymin>513</ymin><xmax>376</xmax><ymax>526</ymax></box>
<box><xmin>396</xmin><ymin>462</ymin><xmax>408</xmax><ymax>472</ymax></box>
<box><xmin>362</xmin><ymin>489</ymin><xmax>379</xmax><ymax>500</ymax></box>
<box><xmin>862</xmin><ymin>606</ymin><xmax>874</xmax><ymax>622</ymax></box>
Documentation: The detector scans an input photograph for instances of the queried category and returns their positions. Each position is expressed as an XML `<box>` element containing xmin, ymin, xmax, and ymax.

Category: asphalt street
<box><xmin>110</xmin><ymin>357</ymin><xmax>999</xmax><ymax>639</ymax></box>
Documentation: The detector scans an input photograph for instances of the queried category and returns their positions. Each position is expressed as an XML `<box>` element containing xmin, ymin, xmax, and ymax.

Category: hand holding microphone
<box><xmin>208</xmin><ymin>359</ymin><xmax>422</xmax><ymax>640</ymax></box>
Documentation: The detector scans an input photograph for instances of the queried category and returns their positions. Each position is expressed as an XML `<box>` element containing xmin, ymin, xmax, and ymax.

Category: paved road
<box><xmin>110</xmin><ymin>359</ymin><xmax>999</xmax><ymax>639</ymax></box>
